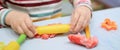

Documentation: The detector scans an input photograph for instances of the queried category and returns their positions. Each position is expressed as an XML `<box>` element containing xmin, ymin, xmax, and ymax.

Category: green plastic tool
<box><xmin>17</xmin><ymin>34</ymin><xmax>27</xmax><ymax>45</ymax></box>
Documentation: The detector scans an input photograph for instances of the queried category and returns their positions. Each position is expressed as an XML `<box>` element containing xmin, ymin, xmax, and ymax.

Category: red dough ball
<box><xmin>84</xmin><ymin>37</ymin><xmax>98</xmax><ymax>48</ymax></box>
<box><xmin>41</xmin><ymin>34</ymin><xmax>49</xmax><ymax>40</ymax></box>
<box><xmin>34</xmin><ymin>34</ymin><xmax>41</xmax><ymax>38</ymax></box>
<box><xmin>68</xmin><ymin>33</ymin><xmax>98</xmax><ymax>48</ymax></box>
<box><xmin>49</xmin><ymin>34</ymin><xmax>56</xmax><ymax>38</ymax></box>
<box><xmin>68</xmin><ymin>34</ymin><xmax>83</xmax><ymax>45</ymax></box>
<box><xmin>34</xmin><ymin>34</ymin><xmax>56</xmax><ymax>40</ymax></box>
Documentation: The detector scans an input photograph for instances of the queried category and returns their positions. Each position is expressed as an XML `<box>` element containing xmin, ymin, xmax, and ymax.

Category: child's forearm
<box><xmin>69</xmin><ymin>0</ymin><xmax>92</xmax><ymax>10</ymax></box>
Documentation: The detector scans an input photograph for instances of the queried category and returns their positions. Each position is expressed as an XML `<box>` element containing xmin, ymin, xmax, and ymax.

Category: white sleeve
<box><xmin>0</xmin><ymin>9</ymin><xmax>11</xmax><ymax>26</ymax></box>
<box><xmin>73</xmin><ymin>0</ymin><xmax>92</xmax><ymax>10</ymax></box>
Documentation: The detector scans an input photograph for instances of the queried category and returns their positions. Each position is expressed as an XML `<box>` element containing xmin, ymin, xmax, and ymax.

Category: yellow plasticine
<box><xmin>0</xmin><ymin>42</ymin><xmax>4</xmax><ymax>50</ymax></box>
<box><xmin>36</xmin><ymin>24</ymin><xmax>70</xmax><ymax>35</ymax></box>
<box><xmin>3</xmin><ymin>41</ymin><xmax>20</xmax><ymax>50</ymax></box>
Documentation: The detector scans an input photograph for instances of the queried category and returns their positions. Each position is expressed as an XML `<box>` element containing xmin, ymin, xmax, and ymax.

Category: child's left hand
<box><xmin>70</xmin><ymin>6</ymin><xmax>92</xmax><ymax>33</ymax></box>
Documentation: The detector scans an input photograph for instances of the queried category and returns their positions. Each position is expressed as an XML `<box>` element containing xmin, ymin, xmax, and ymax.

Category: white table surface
<box><xmin>0</xmin><ymin>7</ymin><xmax>120</xmax><ymax>50</ymax></box>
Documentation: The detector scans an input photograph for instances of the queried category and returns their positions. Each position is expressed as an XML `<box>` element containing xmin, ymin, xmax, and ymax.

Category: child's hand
<box><xmin>71</xmin><ymin>6</ymin><xmax>92</xmax><ymax>33</ymax></box>
<box><xmin>5</xmin><ymin>10</ymin><xmax>36</xmax><ymax>38</ymax></box>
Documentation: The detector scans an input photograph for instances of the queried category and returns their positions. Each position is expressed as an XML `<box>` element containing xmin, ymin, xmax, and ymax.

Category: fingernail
<box><xmin>29</xmin><ymin>33</ymin><xmax>34</xmax><ymax>38</ymax></box>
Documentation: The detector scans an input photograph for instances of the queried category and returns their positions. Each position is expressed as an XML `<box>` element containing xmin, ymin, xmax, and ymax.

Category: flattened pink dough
<box><xmin>68</xmin><ymin>33</ymin><xmax>98</xmax><ymax>48</ymax></box>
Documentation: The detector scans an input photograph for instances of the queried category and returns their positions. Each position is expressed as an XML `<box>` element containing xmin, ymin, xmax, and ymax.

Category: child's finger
<box><xmin>71</xmin><ymin>10</ymin><xmax>75</xmax><ymax>25</ymax></box>
<box><xmin>71</xmin><ymin>11</ymin><xmax>80</xmax><ymax>32</ymax></box>
<box><xmin>21</xmin><ymin>22</ymin><xmax>34</xmax><ymax>38</ymax></box>
<box><xmin>70</xmin><ymin>11</ymin><xmax>75</xmax><ymax>31</ymax></box>
<box><xmin>16</xmin><ymin>26</ymin><xmax>24</xmax><ymax>34</ymax></box>
<box><xmin>25</xmin><ymin>18</ymin><xmax>36</xmax><ymax>34</ymax></box>
<box><xmin>81</xmin><ymin>14</ymin><xmax>91</xmax><ymax>31</ymax></box>
<box><xmin>78</xmin><ymin>13</ymin><xmax>88</xmax><ymax>31</ymax></box>
<box><xmin>74</xmin><ymin>15</ymin><xmax>85</xmax><ymax>32</ymax></box>
<box><xmin>28</xmin><ymin>24</ymin><xmax>36</xmax><ymax>35</ymax></box>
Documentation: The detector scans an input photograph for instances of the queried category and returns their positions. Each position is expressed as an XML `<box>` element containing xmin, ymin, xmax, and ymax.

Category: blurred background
<box><xmin>62</xmin><ymin>0</ymin><xmax>120</xmax><ymax>16</ymax></box>
<box><xmin>92</xmin><ymin>0</ymin><xmax>120</xmax><ymax>10</ymax></box>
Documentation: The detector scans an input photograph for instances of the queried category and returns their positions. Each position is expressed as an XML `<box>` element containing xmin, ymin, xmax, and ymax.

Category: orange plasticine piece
<box><xmin>101</xmin><ymin>18</ymin><xmax>117</xmax><ymax>31</ymax></box>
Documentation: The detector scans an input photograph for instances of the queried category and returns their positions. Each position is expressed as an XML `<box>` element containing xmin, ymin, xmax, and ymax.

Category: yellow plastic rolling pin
<box><xmin>36</xmin><ymin>24</ymin><xmax>70</xmax><ymax>35</ymax></box>
<box><xmin>3</xmin><ymin>41</ymin><xmax>20</xmax><ymax>50</ymax></box>
<box><xmin>3</xmin><ymin>34</ymin><xmax>26</xmax><ymax>50</ymax></box>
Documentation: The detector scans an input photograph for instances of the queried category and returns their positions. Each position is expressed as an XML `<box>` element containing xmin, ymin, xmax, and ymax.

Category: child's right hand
<box><xmin>5</xmin><ymin>10</ymin><xmax>36</xmax><ymax>38</ymax></box>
